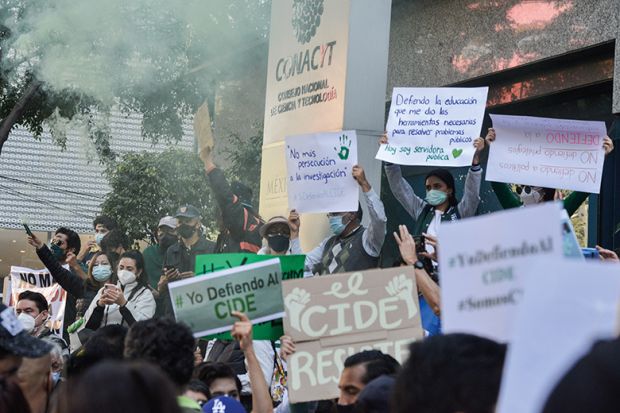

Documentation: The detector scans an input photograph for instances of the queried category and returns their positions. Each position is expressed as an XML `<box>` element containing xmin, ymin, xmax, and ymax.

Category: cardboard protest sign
<box><xmin>282</xmin><ymin>267</ymin><xmax>423</xmax><ymax>403</ymax></box>
<box><xmin>375</xmin><ymin>87</ymin><xmax>489</xmax><ymax>166</ymax></box>
<box><xmin>486</xmin><ymin>114</ymin><xmax>607</xmax><ymax>193</ymax></box>
<box><xmin>497</xmin><ymin>260</ymin><xmax>620</xmax><ymax>413</ymax></box>
<box><xmin>194</xmin><ymin>253</ymin><xmax>306</xmax><ymax>340</ymax></box>
<box><xmin>438</xmin><ymin>202</ymin><xmax>564</xmax><ymax>342</ymax></box>
<box><xmin>285</xmin><ymin>130</ymin><xmax>358</xmax><ymax>213</ymax></box>
<box><xmin>169</xmin><ymin>259</ymin><xmax>284</xmax><ymax>337</ymax></box>
<box><xmin>6</xmin><ymin>266</ymin><xmax>67</xmax><ymax>335</ymax></box>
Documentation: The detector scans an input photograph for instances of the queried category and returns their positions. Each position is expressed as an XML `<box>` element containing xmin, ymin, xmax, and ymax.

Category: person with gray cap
<box><xmin>143</xmin><ymin>215</ymin><xmax>178</xmax><ymax>289</ymax></box>
<box><xmin>257</xmin><ymin>210</ymin><xmax>303</xmax><ymax>256</ymax></box>
<box><xmin>157</xmin><ymin>205</ymin><xmax>215</xmax><ymax>317</ymax></box>
<box><xmin>0</xmin><ymin>302</ymin><xmax>52</xmax><ymax>384</ymax></box>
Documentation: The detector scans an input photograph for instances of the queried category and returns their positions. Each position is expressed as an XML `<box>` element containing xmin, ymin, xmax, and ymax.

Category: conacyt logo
<box><xmin>291</xmin><ymin>0</ymin><xmax>324</xmax><ymax>44</ymax></box>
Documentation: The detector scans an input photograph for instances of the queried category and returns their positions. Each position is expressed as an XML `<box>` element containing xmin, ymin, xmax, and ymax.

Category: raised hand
<box><xmin>279</xmin><ymin>335</ymin><xmax>296</xmax><ymax>362</ymax></box>
<box><xmin>231</xmin><ymin>311</ymin><xmax>253</xmax><ymax>353</ymax></box>
<box><xmin>288</xmin><ymin>209</ymin><xmax>300</xmax><ymax>237</ymax></box>
<box><xmin>603</xmin><ymin>136</ymin><xmax>614</xmax><ymax>156</ymax></box>
<box><xmin>596</xmin><ymin>245</ymin><xmax>619</xmax><ymax>263</ymax></box>
<box><xmin>352</xmin><ymin>164</ymin><xmax>371</xmax><ymax>192</ymax></box>
<box><xmin>485</xmin><ymin>127</ymin><xmax>496</xmax><ymax>144</ymax></box>
<box><xmin>393</xmin><ymin>225</ymin><xmax>418</xmax><ymax>265</ymax></box>
<box><xmin>27</xmin><ymin>234</ymin><xmax>44</xmax><ymax>249</ymax></box>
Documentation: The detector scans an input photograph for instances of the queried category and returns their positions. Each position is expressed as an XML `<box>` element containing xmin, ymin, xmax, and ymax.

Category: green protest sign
<box><xmin>193</xmin><ymin>253</ymin><xmax>306</xmax><ymax>340</ymax></box>
<box><xmin>169</xmin><ymin>259</ymin><xmax>284</xmax><ymax>337</ymax></box>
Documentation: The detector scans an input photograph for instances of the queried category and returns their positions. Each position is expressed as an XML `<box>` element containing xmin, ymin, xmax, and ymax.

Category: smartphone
<box><xmin>581</xmin><ymin>248</ymin><xmax>600</xmax><ymax>260</ymax></box>
<box><xmin>23</xmin><ymin>223</ymin><xmax>33</xmax><ymax>237</ymax></box>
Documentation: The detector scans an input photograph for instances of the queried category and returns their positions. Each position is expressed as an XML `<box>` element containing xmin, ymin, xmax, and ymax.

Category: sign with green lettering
<box><xmin>193</xmin><ymin>253</ymin><xmax>306</xmax><ymax>340</ymax></box>
<box><xmin>169</xmin><ymin>259</ymin><xmax>284</xmax><ymax>337</ymax></box>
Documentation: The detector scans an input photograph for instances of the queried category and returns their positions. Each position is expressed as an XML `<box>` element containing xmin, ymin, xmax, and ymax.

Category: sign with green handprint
<box><xmin>282</xmin><ymin>267</ymin><xmax>423</xmax><ymax>403</ymax></box>
<box><xmin>285</xmin><ymin>130</ymin><xmax>358</xmax><ymax>213</ymax></box>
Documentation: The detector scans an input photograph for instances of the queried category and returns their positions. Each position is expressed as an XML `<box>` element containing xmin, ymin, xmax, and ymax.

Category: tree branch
<box><xmin>0</xmin><ymin>80</ymin><xmax>42</xmax><ymax>155</ymax></box>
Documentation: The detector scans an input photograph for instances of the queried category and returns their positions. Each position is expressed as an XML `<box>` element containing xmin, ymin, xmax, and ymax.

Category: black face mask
<box><xmin>177</xmin><ymin>224</ymin><xmax>197</xmax><ymax>239</ymax></box>
<box><xmin>336</xmin><ymin>404</ymin><xmax>356</xmax><ymax>413</ymax></box>
<box><xmin>267</xmin><ymin>234</ymin><xmax>290</xmax><ymax>253</ymax></box>
<box><xmin>159</xmin><ymin>233</ymin><xmax>178</xmax><ymax>252</ymax></box>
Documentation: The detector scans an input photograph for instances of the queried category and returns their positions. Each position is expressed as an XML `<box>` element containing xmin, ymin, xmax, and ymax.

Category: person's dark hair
<box><xmin>393</xmin><ymin>333</ymin><xmax>506</xmax><ymax>413</ymax></box>
<box><xmin>186</xmin><ymin>379</ymin><xmax>210</xmax><ymax>398</ymax></box>
<box><xmin>0</xmin><ymin>375</ymin><xmax>31</xmax><ymax>413</ymax></box>
<box><xmin>541</xmin><ymin>187</ymin><xmax>556</xmax><ymax>202</ymax></box>
<box><xmin>193</xmin><ymin>362</ymin><xmax>242</xmax><ymax>398</ymax></box>
<box><xmin>542</xmin><ymin>337</ymin><xmax>620</xmax><ymax>413</ymax></box>
<box><xmin>124</xmin><ymin>318</ymin><xmax>195</xmax><ymax>389</ymax></box>
<box><xmin>231</xmin><ymin>181</ymin><xmax>253</xmax><ymax>205</ymax></box>
<box><xmin>59</xmin><ymin>361</ymin><xmax>182</xmax><ymax>413</ymax></box>
<box><xmin>344</xmin><ymin>350</ymin><xmax>387</xmax><ymax>369</ymax></box>
<box><xmin>17</xmin><ymin>290</ymin><xmax>48</xmax><ymax>313</ymax></box>
<box><xmin>355</xmin><ymin>203</ymin><xmax>363</xmax><ymax>222</ymax></box>
<box><xmin>362</xmin><ymin>354</ymin><xmax>400</xmax><ymax>384</ymax></box>
<box><xmin>55</xmin><ymin>227</ymin><xmax>81</xmax><ymax>254</ymax></box>
<box><xmin>93</xmin><ymin>215</ymin><xmax>118</xmax><ymax>231</ymax></box>
<box><xmin>66</xmin><ymin>324</ymin><xmax>128</xmax><ymax>378</ymax></box>
<box><xmin>425</xmin><ymin>169</ymin><xmax>457</xmax><ymax>207</ymax></box>
<box><xmin>100</xmin><ymin>230</ymin><xmax>130</xmax><ymax>253</ymax></box>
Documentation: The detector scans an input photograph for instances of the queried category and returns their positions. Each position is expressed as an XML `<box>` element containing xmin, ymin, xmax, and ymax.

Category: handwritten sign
<box><xmin>282</xmin><ymin>267</ymin><xmax>423</xmax><ymax>403</ymax></box>
<box><xmin>194</xmin><ymin>253</ymin><xmax>306</xmax><ymax>340</ymax></box>
<box><xmin>6</xmin><ymin>266</ymin><xmax>68</xmax><ymax>335</ymax></box>
<box><xmin>285</xmin><ymin>130</ymin><xmax>358</xmax><ymax>213</ymax></box>
<box><xmin>486</xmin><ymin>114</ymin><xmax>607</xmax><ymax>193</ymax></box>
<box><xmin>497</xmin><ymin>260</ymin><xmax>620</xmax><ymax>413</ymax></box>
<box><xmin>169</xmin><ymin>259</ymin><xmax>285</xmax><ymax>337</ymax></box>
<box><xmin>438</xmin><ymin>202</ymin><xmax>564</xmax><ymax>342</ymax></box>
<box><xmin>375</xmin><ymin>87</ymin><xmax>489</xmax><ymax>166</ymax></box>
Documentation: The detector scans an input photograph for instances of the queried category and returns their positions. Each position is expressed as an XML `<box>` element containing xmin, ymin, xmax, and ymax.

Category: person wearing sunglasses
<box><xmin>490</xmin><ymin>135</ymin><xmax>614</xmax><ymax>215</ymax></box>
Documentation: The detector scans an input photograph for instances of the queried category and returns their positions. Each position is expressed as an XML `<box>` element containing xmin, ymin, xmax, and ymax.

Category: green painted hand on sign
<box><xmin>335</xmin><ymin>134</ymin><xmax>352</xmax><ymax>160</ymax></box>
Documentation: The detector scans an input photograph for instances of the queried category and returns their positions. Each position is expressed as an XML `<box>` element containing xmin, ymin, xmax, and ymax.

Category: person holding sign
<box><xmin>381</xmin><ymin>129</ymin><xmax>492</xmax><ymax>244</ymax></box>
<box><xmin>489</xmin><ymin>135</ymin><xmax>614</xmax><ymax>215</ymax></box>
<box><xmin>303</xmin><ymin>164</ymin><xmax>387</xmax><ymax>275</ymax></box>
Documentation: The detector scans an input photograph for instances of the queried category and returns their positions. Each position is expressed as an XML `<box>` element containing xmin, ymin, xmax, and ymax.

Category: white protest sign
<box><xmin>285</xmin><ymin>130</ymin><xmax>358</xmax><ymax>213</ymax></box>
<box><xmin>497</xmin><ymin>260</ymin><xmax>620</xmax><ymax>413</ymax></box>
<box><xmin>282</xmin><ymin>267</ymin><xmax>423</xmax><ymax>403</ymax></box>
<box><xmin>487</xmin><ymin>114</ymin><xmax>607</xmax><ymax>193</ymax></box>
<box><xmin>375</xmin><ymin>87</ymin><xmax>489</xmax><ymax>166</ymax></box>
<box><xmin>438</xmin><ymin>202</ymin><xmax>564</xmax><ymax>342</ymax></box>
<box><xmin>6</xmin><ymin>266</ymin><xmax>67</xmax><ymax>335</ymax></box>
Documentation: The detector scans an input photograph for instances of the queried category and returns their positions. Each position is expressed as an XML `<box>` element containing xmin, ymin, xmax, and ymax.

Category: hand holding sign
<box><xmin>603</xmin><ymin>136</ymin><xmax>614</xmax><ymax>155</ymax></box>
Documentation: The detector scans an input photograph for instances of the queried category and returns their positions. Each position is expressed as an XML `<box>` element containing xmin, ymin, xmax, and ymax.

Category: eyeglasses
<box><xmin>267</xmin><ymin>233</ymin><xmax>289</xmax><ymax>238</ymax></box>
<box><xmin>52</xmin><ymin>239</ymin><xmax>64</xmax><ymax>247</ymax></box>
<box><xmin>515</xmin><ymin>185</ymin><xmax>532</xmax><ymax>195</ymax></box>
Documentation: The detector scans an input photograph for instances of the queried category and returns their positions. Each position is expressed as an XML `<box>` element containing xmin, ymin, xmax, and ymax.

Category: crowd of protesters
<box><xmin>0</xmin><ymin>128</ymin><xmax>618</xmax><ymax>413</ymax></box>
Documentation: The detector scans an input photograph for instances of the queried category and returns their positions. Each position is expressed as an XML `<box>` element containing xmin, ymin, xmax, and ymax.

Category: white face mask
<box><xmin>117</xmin><ymin>269</ymin><xmax>137</xmax><ymax>285</ymax></box>
<box><xmin>17</xmin><ymin>313</ymin><xmax>36</xmax><ymax>334</ymax></box>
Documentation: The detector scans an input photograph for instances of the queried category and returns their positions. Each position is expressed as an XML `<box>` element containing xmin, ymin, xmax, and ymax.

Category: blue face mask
<box><xmin>425</xmin><ymin>189</ymin><xmax>448</xmax><ymax>206</ymax></box>
<box><xmin>49</xmin><ymin>243</ymin><xmax>65</xmax><ymax>260</ymax></box>
<box><xmin>94</xmin><ymin>233</ymin><xmax>106</xmax><ymax>245</ymax></box>
<box><xmin>52</xmin><ymin>371</ymin><xmax>61</xmax><ymax>385</ymax></box>
<box><xmin>328</xmin><ymin>215</ymin><xmax>347</xmax><ymax>236</ymax></box>
<box><xmin>92</xmin><ymin>265</ymin><xmax>112</xmax><ymax>282</ymax></box>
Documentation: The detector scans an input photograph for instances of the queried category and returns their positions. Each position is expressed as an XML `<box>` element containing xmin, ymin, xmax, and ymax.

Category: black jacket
<box><xmin>207</xmin><ymin>167</ymin><xmax>263</xmax><ymax>254</ymax></box>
